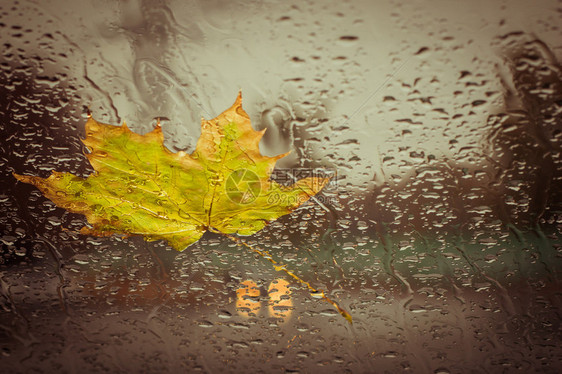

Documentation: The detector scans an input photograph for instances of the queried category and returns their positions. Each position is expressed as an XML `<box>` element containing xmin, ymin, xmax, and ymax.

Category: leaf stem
<box><xmin>225</xmin><ymin>234</ymin><xmax>352</xmax><ymax>324</ymax></box>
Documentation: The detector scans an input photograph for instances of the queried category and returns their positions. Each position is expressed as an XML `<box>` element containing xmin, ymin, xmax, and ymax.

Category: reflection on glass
<box><xmin>268</xmin><ymin>278</ymin><xmax>293</xmax><ymax>321</ymax></box>
<box><xmin>235</xmin><ymin>279</ymin><xmax>260</xmax><ymax>317</ymax></box>
<box><xmin>235</xmin><ymin>279</ymin><xmax>294</xmax><ymax>322</ymax></box>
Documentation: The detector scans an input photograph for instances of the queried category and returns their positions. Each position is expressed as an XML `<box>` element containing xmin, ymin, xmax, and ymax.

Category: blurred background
<box><xmin>1</xmin><ymin>0</ymin><xmax>561</xmax><ymax>372</ymax></box>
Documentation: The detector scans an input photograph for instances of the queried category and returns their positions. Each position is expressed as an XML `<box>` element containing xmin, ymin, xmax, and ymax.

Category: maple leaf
<box><xmin>14</xmin><ymin>93</ymin><xmax>352</xmax><ymax>323</ymax></box>
<box><xmin>14</xmin><ymin>93</ymin><xmax>328</xmax><ymax>251</ymax></box>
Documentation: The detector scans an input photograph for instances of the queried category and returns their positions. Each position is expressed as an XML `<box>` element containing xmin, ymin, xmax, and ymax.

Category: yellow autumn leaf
<box><xmin>14</xmin><ymin>93</ymin><xmax>352</xmax><ymax>323</ymax></box>
<box><xmin>14</xmin><ymin>93</ymin><xmax>328</xmax><ymax>250</ymax></box>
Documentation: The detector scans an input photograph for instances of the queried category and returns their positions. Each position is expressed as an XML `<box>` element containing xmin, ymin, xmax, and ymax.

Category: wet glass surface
<box><xmin>1</xmin><ymin>0</ymin><xmax>562</xmax><ymax>372</ymax></box>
